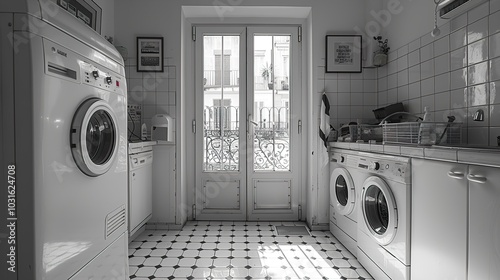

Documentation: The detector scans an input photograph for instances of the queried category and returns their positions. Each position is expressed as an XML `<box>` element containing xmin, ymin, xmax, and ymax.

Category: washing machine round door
<box><xmin>330</xmin><ymin>168</ymin><xmax>355</xmax><ymax>216</ymax></box>
<box><xmin>361</xmin><ymin>176</ymin><xmax>397</xmax><ymax>245</ymax></box>
<box><xmin>71</xmin><ymin>98</ymin><xmax>119</xmax><ymax>177</ymax></box>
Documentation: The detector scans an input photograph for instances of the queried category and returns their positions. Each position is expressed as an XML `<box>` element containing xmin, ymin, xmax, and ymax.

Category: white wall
<box><xmin>381</xmin><ymin>0</ymin><xmax>499</xmax><ymax>49</ymax></box>
<box><xmin>381</xmin><ymin>0</ymin><xmax>435</xmax><ymax>50</ymax></box>
<box><xmin>94</xmin><ymin>0</ymin><xmax>115</xmax><ymax>40</ymax></box>
<box><xmin>377</xmin><ymin>0</ymin><xmax>500</xmax><ymax>147</ymax></box>
<box><xmin>115</xmin><ymin>0</ymin><xmax>373</xmax><ymax>226</ymax></box>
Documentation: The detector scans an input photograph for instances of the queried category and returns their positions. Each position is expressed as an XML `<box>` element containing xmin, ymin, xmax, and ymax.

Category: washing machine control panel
<box><xmin>369</xmin><ymin>162</ymin><xmax>380</xmax><ymax>171</ymax></box>
<box><xmin>357</xmin><ymin>158</ymin><xmax>409</xmax><ymax>181</ymax></box>
<box><xmin>331</xmin><ymin>153</ymin><xmax>359</xmax><ymax>168</ymax></box>
<box><xmin>330</xmin><ymin>153</ymin><xmax>344</xmax><ymax>163</ymax></box>
<box><xmin>81</xmin><ymin>63</ymin><xmax>125</xmax><ymax>95</ymax></box>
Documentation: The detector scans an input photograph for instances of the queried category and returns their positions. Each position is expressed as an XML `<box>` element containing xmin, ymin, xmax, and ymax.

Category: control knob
<box><xmin>92</xmin><ymin>70</ymin><xmax>99</xmax><ymax>79</ymax></box>
<box><xmin>340</xmin><ymin>156</ymin><xmax>345</xmax><ymax>163</ymax></box>
<box><xmin>369</xmin><ymin>162</ymin><xmax>380</xmax><ymax>171</ymax></box>
<box><xmin>105</xmin><ymin>76</ymin><xmax>112</xmax><ymax>85</ymax></box>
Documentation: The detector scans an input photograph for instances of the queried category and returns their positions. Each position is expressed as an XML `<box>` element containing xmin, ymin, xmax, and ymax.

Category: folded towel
<box><xmin>319</xmin><ymin>93</ymin><xmax>331</xmax><ymax>148</ymax></box>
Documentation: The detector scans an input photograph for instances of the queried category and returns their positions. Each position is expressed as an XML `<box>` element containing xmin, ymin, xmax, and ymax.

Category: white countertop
<box><xmin>128</xmin><ymin>141</ymin><xmax>157</xmax><ymax>149</ymax></box>
<box><xmin>329</xmin><ymin>142</ymin><xmax>500</xmax><ymax>167</ymax></box>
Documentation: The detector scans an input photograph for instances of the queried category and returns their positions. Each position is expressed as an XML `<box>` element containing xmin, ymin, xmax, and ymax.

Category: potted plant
<box><xmin>261</xmin><ymin>63</ymin><xmax>273</xmax><ymax>90</ymax></box>
<box><xmin>373</xmin><ymin>36</ymin><xmax>390</xmax><ymax>67</ymax></box>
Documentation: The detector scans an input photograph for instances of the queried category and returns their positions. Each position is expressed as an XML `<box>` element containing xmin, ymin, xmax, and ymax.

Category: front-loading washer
<box><xmin>356</xmin><ymin>153</ymin><xmax>411</xmax><ymax>280</ymax></box>
<box><xmin>0</xmin><ymin>1</ymin><xmax>129</xmax><ymax>279</ymax></box>
<box><xmin>329</xmin><ymin>149</ymin><xmax>360</xmax><ymax>256</ymax></box>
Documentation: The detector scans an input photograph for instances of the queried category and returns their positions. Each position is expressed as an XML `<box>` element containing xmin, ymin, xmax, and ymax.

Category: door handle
<box><xmin>447</xmin><ymin>171</ymin><xmax>464</xmax><ymax>180</ymax></box>
<box><xmin>248</xmin><ymin>114</ymin><xmax>258</xmax><ymax>126</ymax></box>
<box><xmin>248</xmin><ymin>114</ymin><xmax>258</xmax><ymax>140</ymax></box>
<box><xmin>467</xmin><ymin>174</ymin><xmax>487</xmax><ymax>184</ymax></box>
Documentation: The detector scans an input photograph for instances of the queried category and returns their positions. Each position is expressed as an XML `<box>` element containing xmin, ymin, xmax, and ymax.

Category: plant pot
<box><xmin>373</xmin><ymin>53</ymin><xmax>388</xmax><ymax>67</ymax></box>
<box><xmin>268</xmin><ymin>83</ymin><xmax>274</xmax><ymax>90</ymax></box>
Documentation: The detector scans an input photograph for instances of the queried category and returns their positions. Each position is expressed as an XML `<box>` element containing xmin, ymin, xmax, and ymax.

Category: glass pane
<box><xmin>86</xmin><ymin>109</ymin><xmax>115</xmax><ymax>165</ymax></box>
<box><xmin>335</xmin><ymin>176</ymin><xmax>348</xmax><ymax>206</ymax></box>
<box><xmin>203</xmin><ymin>35</ymin><xmax>240</xmax><ymax>171</ymax></box>
<box><xmin>365</xmin><ymin>186</ymin><xmax>389</xmax><ymax>235</ymax></box>
<box><xmin>253</xmin><ymin>35</ymin><xmax>290</xmax><ymax>171</ymax></box>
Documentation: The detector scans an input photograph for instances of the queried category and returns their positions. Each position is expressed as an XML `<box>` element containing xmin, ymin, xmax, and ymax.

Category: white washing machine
<box><xmin>329</xmin><ymin>149</ymin><xmax>360</xmax><ymax>256</ymax></box>
<box><xmin>0</xmin><ymin>1</ymin><xmax>128</xmax><ymax>279</ymax></box>
<box><xmin>356</xmin><ymin>153</ymin><xmax>411</xmax><ymax>280</ymax></box>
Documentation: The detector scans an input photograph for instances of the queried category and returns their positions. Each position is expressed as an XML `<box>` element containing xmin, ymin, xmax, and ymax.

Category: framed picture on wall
<box><xmin>325</xmin><ymin>35</ymin><xmax>362</xmax><ymax>73</ymax></box>
<box><xmin>137</xmin><ymin>37</ymin><xmax>164</xmax><ymax>72</ymax></box>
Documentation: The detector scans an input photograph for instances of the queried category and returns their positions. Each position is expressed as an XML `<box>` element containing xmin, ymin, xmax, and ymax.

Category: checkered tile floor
<box><xmin>128</xmin><ymin>221</ymin><xmax>373</xmax><ymax>280</ymax></box>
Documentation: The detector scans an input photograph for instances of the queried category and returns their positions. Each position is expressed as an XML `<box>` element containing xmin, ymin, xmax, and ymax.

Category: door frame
<box><xmin>192</xmin><ymin>25</ymin><xmax>306</xmax><ymax>221</ymax></box>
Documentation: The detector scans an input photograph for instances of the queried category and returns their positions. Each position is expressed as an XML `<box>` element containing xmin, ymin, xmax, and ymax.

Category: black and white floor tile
<box><xmin>128</xmin><ymin>221</ymin><xmax>373</xmax><ymax>280</ymax></box>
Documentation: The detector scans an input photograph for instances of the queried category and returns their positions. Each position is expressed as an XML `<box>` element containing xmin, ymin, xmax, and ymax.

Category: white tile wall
<box><xmin>125</xmin><ymin>58</ymin><xmax>177</xmax><ymax>137</ymax></box>
<box><xmin>321</xmin><ymin>66</ymin><xmax>378</xmax><ymax>129</ymax></box>
<box><xmin>377</xmin><ymin>1</ymin><xmax>500</xmax><ymax>146</ymax></box>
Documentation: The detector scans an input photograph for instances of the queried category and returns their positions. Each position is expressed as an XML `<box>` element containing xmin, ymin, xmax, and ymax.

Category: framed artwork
<box><xmin>137</xmin><ymin>37</ymin><xmax>164</xmax><ymax>72</ymax></box>
<box><xmin>325</xmin><ymin>35</ymin><xmax>362</xmax><ymax>73</ymax></box>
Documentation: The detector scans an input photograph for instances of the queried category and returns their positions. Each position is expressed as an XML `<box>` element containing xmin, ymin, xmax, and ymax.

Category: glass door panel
<box><xmin>203</xmin><ymin>35</ymin><xmax>240</xmax><ymax>172</ymax></box>
<box><xmin>195</xmin><ymin>27</ymin><xmax>247</xmax><ymax>221</ymax></box>
<box><xmin>253</xmin><ymin>35</ymin><xmax>290</xmax><ymax>171</ymax></box>
<box><xmin>247</xmin><ymin>26</ymin><xmax>301</xmax><ymax>221</ymax></box>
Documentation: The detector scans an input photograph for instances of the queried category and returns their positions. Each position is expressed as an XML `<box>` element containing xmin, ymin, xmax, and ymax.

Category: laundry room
<box><xmin>1</xmin><ymin>0</ymin><xmax>500</xmax><ymax>279</ymax></box>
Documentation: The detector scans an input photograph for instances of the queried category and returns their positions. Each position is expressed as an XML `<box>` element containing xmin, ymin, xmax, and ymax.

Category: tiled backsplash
<box><xmin>378</xmin><ymin>2</ymin><xmax>500</xmax><ymax>146</ymax></box>
<box><xmin>318</xmin><ymin>67</ymin><xmax>378</xmax><ymax>130</ymax></box>
<box><xmin>124</xmin><ymin>58</ymin><xmax>177</xmax><ymax>139</ymax></box>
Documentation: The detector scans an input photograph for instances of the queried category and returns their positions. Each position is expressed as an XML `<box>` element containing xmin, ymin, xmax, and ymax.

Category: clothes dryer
<box><xmin>0</xmin><ymin>1</ymin><xmax>128</xmax><ymax>279</ymax></box>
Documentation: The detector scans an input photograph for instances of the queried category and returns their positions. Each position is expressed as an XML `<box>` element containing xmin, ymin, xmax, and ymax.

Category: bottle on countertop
<box><xmin>419</xmin><ymin>107</ymin><xmax>434</xmax><ymax>145</ymax></box>
<box><xmin>141</xmin><ymin>123</ymin><xmax>147</xmax><ymax>141</ymax></box>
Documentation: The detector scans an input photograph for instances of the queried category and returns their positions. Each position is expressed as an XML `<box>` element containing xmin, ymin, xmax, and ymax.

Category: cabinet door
<box><xmin>468</xmin><ymin>165</ymin><xmax>500</xmax><ymax>280</ymax></box>
<box><xmin>411</xmin><ymin>159</ymin><xmax>468</xmax><ymax>280</ymax></box>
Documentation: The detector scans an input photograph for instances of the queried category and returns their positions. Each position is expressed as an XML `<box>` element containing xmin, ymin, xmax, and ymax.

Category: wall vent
<box><xmin>105</xmin><ymin>205</ymin><xmax>126</xmax><ymax>239</ymax></box>
<box><xmin>439</xmin><ymin>0</ymin><xmax>487</xmax><ymax>19</ymax></box>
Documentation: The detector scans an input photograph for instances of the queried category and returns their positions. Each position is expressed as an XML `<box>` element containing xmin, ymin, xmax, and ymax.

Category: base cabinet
<box><xmin>411</xmin><ymin>159</ymin><xmax>467</xmax><ymax>280</ymax></box>
<box><xmin>412</xmin><ymin>159</ymin><xmax>500</xmax><ymax>280</ymax></box>
<box><xmin>152</xmin><ymin>145</ymin><xmax>176</xmax><ymax>224</ymax></box>
<box><xmin>468</xmin><ymin>165</ymin><xmax>500</xmax><ymax>280</ymax></box>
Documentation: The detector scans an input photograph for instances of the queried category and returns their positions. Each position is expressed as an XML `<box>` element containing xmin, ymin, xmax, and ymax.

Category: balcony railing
<box><xmin>203</xmin><ymin>71</ymin><xmax>289</xmax><ymax>92</ymax></box>
<box><xmin>204</xmin><ymin>70</ymin><xmax>239</xmax><ymax>88</ymax></box>
<box><xmin>203</xmin><ymin>106</ymin><xmax>290</xmax><ymax>171</ymax></box>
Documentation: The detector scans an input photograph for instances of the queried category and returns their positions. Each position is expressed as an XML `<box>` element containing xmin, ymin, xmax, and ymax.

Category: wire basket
<box><xmin>339</xmin><ymin>124</ymin><xmax>382</xmax><ymax>142</ymax></box>
<box><xmin>382</xmin><ymin>122</ymin><xmax>462</xmax><ymax>145</ymax></box>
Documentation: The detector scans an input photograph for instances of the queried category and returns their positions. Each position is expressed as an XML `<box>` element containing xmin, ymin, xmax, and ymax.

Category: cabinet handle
<box><xmin>467</xmin><ymin>174</ymin><xmax>487</xmax><ymax>184</ymax></box>
<box><xmin>447</xmin><ymin>171</ymin><xmax>464</xmax><ymax>180</ymax></box>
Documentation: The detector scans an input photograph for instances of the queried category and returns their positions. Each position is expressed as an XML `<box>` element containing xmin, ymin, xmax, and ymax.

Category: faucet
<box><xmin>473</xmin><ymin>109</ymin><xmax>484</xmax><ymax>121</ymax></box>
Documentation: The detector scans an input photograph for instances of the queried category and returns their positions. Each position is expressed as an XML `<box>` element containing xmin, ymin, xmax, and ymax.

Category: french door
<box><xmin>194</xmin><ymin>26</ymin><xmax>302</xmax><ymax>220</ymax></box>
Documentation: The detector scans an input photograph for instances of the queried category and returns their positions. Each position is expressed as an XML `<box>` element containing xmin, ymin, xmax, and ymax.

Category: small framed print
<box><xmin>137</xmin><ymin>37</ymin><xmax>164</xmax><ymax>72</ymax></box>
<box><xmin>325</xmin><ymin>35</ymin><xmax>362</xmax><ymax>73</ymax></box>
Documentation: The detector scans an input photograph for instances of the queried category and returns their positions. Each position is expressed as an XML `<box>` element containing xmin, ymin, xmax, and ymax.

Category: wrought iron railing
<box><xmin>203</xmin><ymin>106</ymin><xmax>290</xmax><ymax>171</ymax></box>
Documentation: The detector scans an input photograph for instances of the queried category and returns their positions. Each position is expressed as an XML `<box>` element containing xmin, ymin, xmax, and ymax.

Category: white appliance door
<box><xmin>468</xmin><ymin>165</ymin><xmax>500</xmax><ymax>280</ymax></box>
<box><xmin>71</xmin><ymin>98</ymin><xmax>120</xmax><ymax>176</ymax></box>
<box><xmin>330</xmin><ymin>168</ymin><xmax>355</xmax><ymax>216</ymax></box>
<box><xmin>361</xmin><ymin>176</ymin><xmax>397</xmax><ymax>245</ymax></box>
<box><xmin>129</xmin><ymin>152</ymin><xmax>153</xmax><ymax>235</ymax></box>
